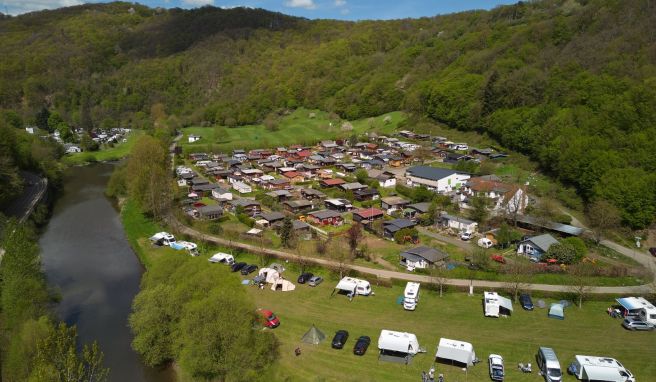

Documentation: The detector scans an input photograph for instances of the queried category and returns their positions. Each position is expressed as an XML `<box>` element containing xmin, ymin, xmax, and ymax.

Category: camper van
<box><xmin>169</xmin><ymin>241</ymin><xmax>199</xmax><ymax>257</ymax></box>
<box><xmin>568</xmin><ymin>355</ymin><xmax>635</xmax><ymax>382</ymax></box>
<box><xmin>537</xmin><ymin>347</ymin><xmax>562</xmax><ymax>382</ymax></box>
<box><xmin>484</xmin><ymin>291</ymin><xmax>513</xmax><ymax>317</ymax></box>
<box><xmin>149</xmin><ymin>232</ymin><xmax>176</xmax><ymax>246</ymax></box>
<box><xmin>334</xmin><ymin>277</ymin><xmax>373</xmax><ymax>297</ymax></box>
<box><xmin>403</xmin><ymin>282</ymin><xmax>420</xmax><ymax>311</ymax></box>
<box><xmin>377</xmin><ymin>330</ymin><xmax>420</xmax><ymax>357</ymax></box>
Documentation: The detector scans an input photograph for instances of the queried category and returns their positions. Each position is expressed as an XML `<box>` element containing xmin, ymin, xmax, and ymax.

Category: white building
<box><xmin>232</xmin><ymin>181</ymin><xmax>252</xmax><ymax>194</ymax></box>
<box><xmin>405</xmin><ymin>166</ymin><xmax>470</xmax><ymax>193</ymax></box>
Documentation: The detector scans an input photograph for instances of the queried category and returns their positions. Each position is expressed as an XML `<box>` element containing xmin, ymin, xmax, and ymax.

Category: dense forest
<box><xmin>1</xmin><ymin>0</ymin><xmax>655</xmax><ymax>228</ymax></box>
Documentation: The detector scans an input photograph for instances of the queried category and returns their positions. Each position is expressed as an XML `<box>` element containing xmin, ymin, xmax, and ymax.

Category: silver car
<box><xmin>308</xmin><ymin>276</ymin><xmax>323</xmax><ymax>287</ymax></box>
<box><xmin>622</xmin><ymin>317</ymin><xmax>654</xmax><ymax>331</ymax></box>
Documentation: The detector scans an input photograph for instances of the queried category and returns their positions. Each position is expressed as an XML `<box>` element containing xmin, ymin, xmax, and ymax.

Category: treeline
<box><xmin>0</xmin><ymin>219</ymin><xmax>108</xmax><ymax>381</ymax></box>
<box><xmin>129</xmin><ymin>252</ymin><xmax>279</xmax><ymax>380</ymax></box>
<box><xmin>1</xmin><ymin>0</ymin><xmax>655</xmax><ymax>227</ymax></box>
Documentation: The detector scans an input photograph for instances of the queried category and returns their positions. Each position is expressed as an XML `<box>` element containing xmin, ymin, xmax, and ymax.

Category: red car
<box><xmin>257</xmin><ymin>309</ymin><xmax>280</xmax><ymax>328</ymax></box>
<box><xmin>490</xmin><ymin>254</ymin><xmax>506</xmax><ymax>264</ymax></box>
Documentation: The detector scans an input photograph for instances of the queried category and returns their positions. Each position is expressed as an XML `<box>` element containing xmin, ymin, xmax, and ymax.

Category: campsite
<box><xmin>241</xmin><ymin>263</ymin><xmax>656</xmax><ymax>381</ymax></box>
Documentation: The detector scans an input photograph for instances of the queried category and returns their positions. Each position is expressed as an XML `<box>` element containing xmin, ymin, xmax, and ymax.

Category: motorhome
<box><xmin>568</xmin><ymin>355</ymin><xmax>635</xmax><ymax>382</ymax></box>
<box><xmin>403</xmin><ymin>282</ymin><xmax>420</xmax><ymax>311</ymax></box>
<box><xmin>209</xmin><ymin>252</ymin><xmax>234</xmax><ymax>265</ymax></box>
<box><xmin>616</xmin><ymin>297</ymin><xmax>656</xmax><ymax>325</ymax></box>
<box><xmin>149</xmin><ymin>232</ymin><xmax>176</xmax><ymax>246</ymax></box>
<box><xmin>484</xmin><ymin>291</ymin><xmax>513</xmax><ymax>317</ymax></box>
<box><xmin>537</xmin><ymin>347</ymin><xmax>562</xmax><ymax>382</ymax></box>
<box><xmin>377</xmin><ymin>330</ymin><xmax>420</xmax><ymax>357</ymax></box>
<box><xmin>334</xmin><ymin>277</ymin><xmax>373</xmax><ymax>297</ymax></box>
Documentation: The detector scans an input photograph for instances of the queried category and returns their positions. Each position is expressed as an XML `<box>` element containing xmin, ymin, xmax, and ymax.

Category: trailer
<box><xmin>333</xmin><ymin>277</ymin><xmax>373</xmax><ymax>298</ymax></box>
<box><xmin>149</xmin><ymin>231</ymin><xmax>176</xmax><ymax>246</ymax></box>
<box><xmin>169</xmin><ymin>240</ymin><xmax>199</xmax><ymax>256</ymax></box>
<box><xmin>377</xmin><ymin>330</ymin><xmax>420</xmax><ymax>357</ymax></box>
<box><xmin>568</xmin><ymin>355</ymin><xmax>635</xmax><ymax>382</ymax></box>
<box><xmin>435</xmin><ymin>338</ymin><xmax>476</xmax><ymax>367</ymax></box>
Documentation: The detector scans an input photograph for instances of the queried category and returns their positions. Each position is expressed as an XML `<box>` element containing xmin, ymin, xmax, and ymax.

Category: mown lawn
<box><xmin>246</xmin><ymin>273</ymin><xmax>656</xmax><ymax>382</ymax></box>
<box><xmin>180</xmin><ymin>109</ymin><xmax>406</xmax><ymax>152</ymax></box>
<box><xmin>63</xmin><ymin>130</ymin><xmax>144</xmax><ymax>165</ymax></box>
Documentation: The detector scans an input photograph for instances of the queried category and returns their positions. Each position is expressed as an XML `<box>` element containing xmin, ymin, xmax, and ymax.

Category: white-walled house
<box><xmin>232</xmin><ymin>181</ymin><xmax>252</xmax><ymax>194</ymax></box>
<box><xmin>438</xmin><ymin>212</ymin><xmax>478</xmax><ymax>233</ymax></box>
<box><xmin>405</xmin><ymin>166</ymin><xmax>470</xmax><ymax>193</ymax></box>
<box><xmin>461</xmin><ymin>176</ymin><xmax>529</xmax><ymax>214</ymax></box>
<box><xmin>211</xmin><ymin>187</ymin><xmax>233</xmax><ymax>201</ymax></box>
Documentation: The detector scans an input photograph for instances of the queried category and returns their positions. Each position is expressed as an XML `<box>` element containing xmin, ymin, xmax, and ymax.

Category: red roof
<box><xmin>283</xmin><ymin>171</ymin><xmax>302</xmax><ymax>179</ymax></box>
<box><xmin>354</xmin><ymin>208</ymin><xmax>384</xmax><ymax>219</ymax></box>
<box><xmin>296</xmin><ymin>150</ymin><xmax>311</xmax><ymax>157</ymax></box>
<box><xmin>322</xmin><ymin>178</ymin><xmax>345</xmax><ymax>186</ymax></box>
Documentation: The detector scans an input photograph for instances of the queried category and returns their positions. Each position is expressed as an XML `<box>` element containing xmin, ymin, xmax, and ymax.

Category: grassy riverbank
<box><xmin>120</xmin><ymin>201</ymin><xmax>656</xmax><ymax>382</ymax></box>
<box><xmin>63</xmin><ymin>130</ymin><xmax>144</xmax><ymax>165</ymax></box>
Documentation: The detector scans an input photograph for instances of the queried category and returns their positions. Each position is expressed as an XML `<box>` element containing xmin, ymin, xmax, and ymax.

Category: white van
<box><xmin>478</xmin><ymin>238</ymin><xmax>494</xmax><ymax>249</ymax></box>
<box><xmin>403</xmin><ymin>282</ymin><xmax>420</xmax><ymax>311</ymax></box>
<box><xmin>537</xmin><ymin>347</ymin><xmax>562</xmax><ymax>382</ymax></box>
<box><xmin>569</xmin><ymin>355</ymin><xmax>635</xmax><ymax>382</ymax></box>
<box><xmin>334</xmin><ymin>277</ymin><xmax>372</xmax><ymax>297</ymax></box>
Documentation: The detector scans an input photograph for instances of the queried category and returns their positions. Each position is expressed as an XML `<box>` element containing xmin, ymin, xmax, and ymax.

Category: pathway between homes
<box><xmin>170</xmin><ymin>217</ymin><xmax>653</xmax><ymax>295</ymax></box>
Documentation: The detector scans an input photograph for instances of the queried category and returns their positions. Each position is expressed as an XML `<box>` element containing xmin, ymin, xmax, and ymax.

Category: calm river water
<box><xmin>39</xmin><ymin>163</ymin><xmax>175</xmax><ymax>382</ymax></box>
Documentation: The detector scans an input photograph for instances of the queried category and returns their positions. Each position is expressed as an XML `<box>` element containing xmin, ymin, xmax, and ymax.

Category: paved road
<box><xmin>1</xmin><ymin>171</ymin><xmax>48</xmax><ymax>223</ymax></box>
<box><xmin>171</xmin><ymin>217</ymin><xmax>653</xmax><ymax>294</ymax></box>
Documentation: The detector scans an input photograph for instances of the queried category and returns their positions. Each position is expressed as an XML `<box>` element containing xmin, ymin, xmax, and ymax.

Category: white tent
<box><xmin>377</xmin><ymin>330</ymin><xmax>420</xmax><ymax>355</ymax></box>
<box><xmin>435</xmin><ymin>338</ymin><xmax>476</xmax><ymax>367</ymax></box>
<box><xmin>258</xmin><ymin>268</ymin><xmax>280</xmax><ymax>284</ymax></box>
<box><xmin>271</xmin><ymin>278</ymin><xmax>296</xmax><ymax>292</ymax></box>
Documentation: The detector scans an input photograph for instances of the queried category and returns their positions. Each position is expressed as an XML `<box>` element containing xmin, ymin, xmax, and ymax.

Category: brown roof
<box><xmin>353</xmin><ymin>208</ymin><xmax>384</xmax><ymax>219</ymax></box>
<box><xmin>321</xmin><ymin>178</ymin><xmax>346</xmax><ymax>186</ymax></box>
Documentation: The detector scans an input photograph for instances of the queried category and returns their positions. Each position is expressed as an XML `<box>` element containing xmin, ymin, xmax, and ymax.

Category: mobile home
<box><xmin>435</xmin><ymin>338</ymin><xmax>476</xmax><ymax>367</ymax></box>
<box><xmin>377</xmin><ymin>330</ymin><xmax>420</xmax><ymax>356</ymax></box>
<box><xmin>616</xmin><ymin>297</ymin><xmax>656</xmax><ymax>325</ymax></box>
<box><xmin>334</xmin><ymin>277</ymin><xmax>373</xmax><ymax>297</ymax></box>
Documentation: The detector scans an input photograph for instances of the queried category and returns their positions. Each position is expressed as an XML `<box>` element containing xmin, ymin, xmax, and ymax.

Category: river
<box><xmin>39</xmin><ymin>163</ymin><xmax>175</xmax><ymax>382</ymax></box>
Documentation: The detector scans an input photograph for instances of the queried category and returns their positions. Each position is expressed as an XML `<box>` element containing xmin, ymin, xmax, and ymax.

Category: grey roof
<box><xmin>440</xmin><ymin>212</ymin><xmax>476</xmax><ymax>226</ymax></box>
<box><xmin>515</xmin><ymin>215</ymin><xmax>584</xmax><ymax>236</ymax></box>
<box><xmin>191</xmin><ymin>184</ymin><xmax>221</xmax><ymax>192</ymax></box>
<box><xmin>521</xmin><ymin>234</ymin><xmax>560</xmax><ymax>253</ymax></box>
<box><xmin>260</xmin><ymin>211</ymin><xmax>285</xmax><ymax>222</ymax></box>
<box><xmin>197</xmin><ymin>205</ymin><xmax>223</xmax><ymax>215</ymax></box>
<box><xmin>266</xmin><ymin>190</ymin><xmax>293</xmax><ymax>198</ymax></box>
<box><xmin>384</xmin><ymin>219</ymin><xmax>416</xmax><ymax>233</ymax></box>
<box><xmin>292</xmin><ymin>220</ymin><xmax>310</xmax><ymax>230</ymax></box>
<box><xmin>309</xmin><ymin>210</ymin><xmax>342</xmax><ymax>220</ymax></box>
<box><xmin>300</xmin><ymin>188</ymin><xmax>326</xmax><ymax>198</ymax></box>
<box><xmin>407</xmin><ymin>202</ymin><xmax>430</xmax><ymax>213</ymax></box>
<box><xmin>229</xmin><ymin>198</ymin><xmax>260</xmax><ymax>208</ymax></box>
<box><xmin>400</xmin><ymin>246</ymin><xmax>449</xmax><ymax>263</ymax></box>
<box><xmin>340</xmin><ymin>182</ymin><xmax>367</xmax><ymax>190</ymax></box>
<box><xmin>381</xmin><ymin>196</ymin><xmax>410</xmax><ymax>206</ymax></box>
<box><xmin>284</xmin><ymin>200</ymin><xmax>313</xmax><ymax>208</ymax></box>
<box><xmin>406</xmin><ymin>166</ymin><xmax>461</xmax><ymax>181</ymax></box>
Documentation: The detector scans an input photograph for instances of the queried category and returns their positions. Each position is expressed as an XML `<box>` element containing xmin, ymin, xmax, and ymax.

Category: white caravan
<box><xmin>208</xmin><ymin>252</ymin><xmax>234</xmax><ymax>265</ymax></box>
<box><xmin>435</xmin><ymin>338</ymin><xmax>476</xmax><ymax>367</ymax></box>
<box><xmin>570</xmin><ymin>355</ymin><xmax>635</xmax><ymax>382</ymax></box>
<box><xmin>334</xmin><ymin>277</ymin><xmax>372</xmax><ymax>297</ymax></box>
<box><xmin>149</xmin><ymin>232</ymin><xmax>176</xmax><ymax>246</ymax></box>
<box><xmin>616</xmin><ymin>297</ymin><xmax>656</xmax><ymax>325</ymax></box>
<box><xmin>169</xmin><ymin>241</ymin><xmax>199</xmax><ymax>256</ymax></box>
<box><xmin>484</xmin><ymin>291</ymin><xmax>513</xmax><ymax>317</ymax></box>
<box><xmin>403</xmin><ymin>282</ymin><xmax>420</xmax><ymax>311</ymax></box>
<box><xmin>377</xmin><ymin>330</ymin><xmax>420</xmax><ymax>356</ymax></box>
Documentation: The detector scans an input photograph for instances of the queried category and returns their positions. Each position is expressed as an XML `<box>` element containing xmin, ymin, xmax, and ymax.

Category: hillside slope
<box><xmin>0</xmin><ymin>0</ymin><xmax>655</xmax><ymax>227</ymax></box>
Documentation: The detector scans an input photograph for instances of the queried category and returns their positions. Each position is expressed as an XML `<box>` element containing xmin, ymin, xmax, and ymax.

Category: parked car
<box><xmin>331</xmin><ymin>330</ymin><xmax>349</xmax><ymax>349</ymax></box>
<box><xmin>297</xmin><ymin>272</ymin><xmax>314</xmax><ymax>284</ymax></box>
<box><xmin>622</xmin><ymin>317</ymin><xmax>654</xmax><ymax>331</ymax></box>
<box><xmin>460</xmin><ymin>231</ymin><xmax>473</xmax><ymax>241</ymax></box>
<box><xmin>649</xmin><ymin>247</ymin><xmax>656</xmax><ymax>257</ymax></box>
<box><xmin>519</xmin><ymin>293</ymin><xmax>534</xmax><ymax>311</ymax></box>
<box><xmin>489</xmin><ymin>354</ymin><xmax>505</xmax><ymax>381</ymax></box>
<box><xmin>353</xmin><ymin>336</ymin><xmax>371</xmax><ymax>356</ymax></box>
<box><xmin>490</xmin><ymin>254</ymin><xmax>506</xmax><ymax>264</ymax></box>
<box><xmin>308</xmin><ymin>276</ymin><xmax>323</xmax><ymax>287</ymax></box>
<box><xmin>478</xmin><ymin>238</ymin><xmax>494</xmax><ymax>249</ymax></box>
<box><xmin>231</xmin><ymin>262</ymin><xmax>247</xmax><ymax>272</ymax></box>
<box><xmin>257</xmin><ymin>309</ymin><xmax>280</xmax><ymax>328</ymax></box>
<box><xmin>241</xmin><ymin>264</ymin><xmax>258</xmax><ymax>275</ymax></box>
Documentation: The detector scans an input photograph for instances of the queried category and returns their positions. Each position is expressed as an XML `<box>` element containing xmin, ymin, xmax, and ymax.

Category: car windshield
<box><xmin>267</xmin><ymin>314</ymin><xmax>276</xmax><ymax>321</ymax></box>
<box><xmin>548</xmin><ymin>368</ymin><xmax>562</xmax><ymax>377</ymax></box>
<box><xmin>492</xmin><ymin>369</ymin><xmax>504</xmax><ymax>377</ymax></box>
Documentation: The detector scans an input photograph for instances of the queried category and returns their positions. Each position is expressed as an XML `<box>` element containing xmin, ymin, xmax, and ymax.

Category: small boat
<box><xmin>489</xmin><ymin>354</ymin><xmax>504</xmax><ymax>381</ymax></box>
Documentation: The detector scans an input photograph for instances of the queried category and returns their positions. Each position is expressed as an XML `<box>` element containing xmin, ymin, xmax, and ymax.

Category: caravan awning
<box><xmin>616</xmin><ymin>297</ymin><xmax>646</xmax><ymax>312</ymax></box>
<box><xmin>498</xmin><ymin>296</ymin><xmax>513</xmax><ymax>312</ymax></box>
<box><xmin>583</xmin><ymin>365</ymin><xmax>622</xmax><ymax>381</ymax></box>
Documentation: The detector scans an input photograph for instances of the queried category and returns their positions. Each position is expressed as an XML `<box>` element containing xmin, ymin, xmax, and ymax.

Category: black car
<box><xmin>230</xmin><ymin>262</ymin><xmax>247</xmax><ymax>272</ymax></box>
<box><xmin>297</xmin><ymin>272</ymin><xmax>314</xmax><ymax>284</ymax></box>
<box><xmin>519</xmin><ymin>293</ymin><xmax>534</xmax><ymax>311</ymax></box>
<box><xmin>353</xmin><ymin>336</ymin><xmax>371</xmax><ymax>356</ymax></box>
<box><xmin>241</xmin><ymin>264</ymin><xmax>258</xmax><ymax>275</ymax></box>
<box><xmin>331</xmin><ymin>330</ymin><xmax>349</xmax><ymax>349</ymax></box>
<box><xmin>649</xmin><ymin>247</ymin><xmax>656</xmax><ymax>257</ymax></box>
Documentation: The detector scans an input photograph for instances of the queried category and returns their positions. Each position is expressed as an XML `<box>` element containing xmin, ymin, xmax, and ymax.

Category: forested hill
<box><xmin>1</xmin><ymin>0</ymin><xmax>655</xmax><ymax>228</ymax></box>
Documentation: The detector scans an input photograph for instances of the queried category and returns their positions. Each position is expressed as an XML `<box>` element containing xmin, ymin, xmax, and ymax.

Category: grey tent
<box><xmin>536</xmin><ymin>299</ymin><xmax>547</xmax><ymax>309</ymax></box>
<box><xmin>301</xmin><ymin>325</ymin><xmax>326</xmax><ymax>345</ymax></box>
